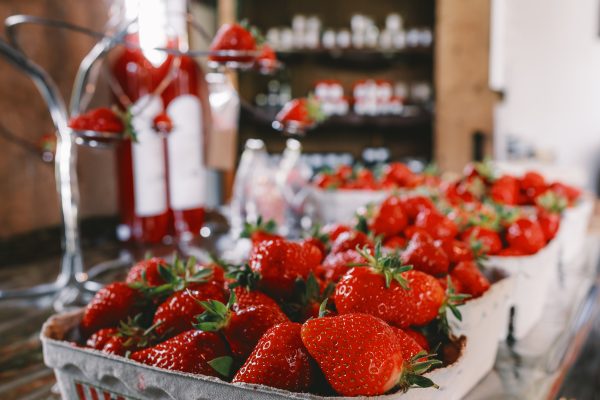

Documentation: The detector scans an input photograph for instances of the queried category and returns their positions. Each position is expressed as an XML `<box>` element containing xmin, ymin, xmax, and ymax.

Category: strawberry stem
<box><xmin>397</xmin><ymin>351</ymin><xmax>442</xmax><ymax>392</ymax></box>
<box><xmin>354</xmin><ymin>241</ymin><xmax>413</xmax><ymax>288</ymax></box>
<box><xmin>437</xmin><ymin>277</ymin><xmax>470</xmax><ymax>335</ymax></box>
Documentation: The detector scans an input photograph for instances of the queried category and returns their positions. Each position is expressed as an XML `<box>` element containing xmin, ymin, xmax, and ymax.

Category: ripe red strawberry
<box><xmin>505</xmin><ymin>217</ymin><xmax>546</xmax><ymax>254</ymax></box>
<box><xmin>231</xmin><ymin>286</ymin><xmax>281</xmax><ymax>312</ymax></box>
<box><xmin>80</xmin><ymin>282</ymin><xmax>143</xmax><ymax>337</ymax></box>
<box><xmin>313</xmin><ymin>172</ymin><xmax>341</xmax><ymax>189</ymax></box>
<box><xmin>249</xmin><ymin>239</ymin><xmax>321</xmax><ymax>300</ymax></box>
<box><xmin>318</xmin><ymin>249</ymin><xmax>366</xmax><ymax>282</ymax></box>
<box><xmin>490</xmin><ymin>175</ymin><xmax>520</xmax><ymax>205</ymax></box>
<box><xmin>255</xmin><ymin>44</ymin><xmax>278</xmax><ymax>72</ymax></box>
<box><xmin>460</xmin><ymin>226</ymin><xmax>502</xmax><ymax>255</ymax></box>
<box><xmin>520</xmin><ymin>171</ymin><xmax>546</xmax><ymax>201</ymax></box>
<box><xmin>240</xmin><ymin>216</ymin><xmax>282</xmax><ymax>245</ymax></box>
<box><xmin>323</xmin><ymin>223</ymin><xmax>353</xmax><ymax>241</ymax></box>
<box><xmin>195</xmin><ymin>295</ymin><xmax>289</xmax><ymax>360</ymax></box>
<box><xmin>403</xmin><ymin>225</ymin><xmax>430</xmax><ymax>239</ymax></box>
<box><xmin>198</xmin><ymin>262</ymin><xmax>227</xmax><ymax>286</ymax></box>
<box><xmin>550</xmin><ymin>182</ymin><xmax>581</xmax><ymax>205</ymax></box>
<box><xmin>86</xmin><ymin>315</ymin><xmax>162</xmax><ymax>356</ymax></box>
<box><xmin>384</xmin><ymin>236</ymin><xmax>408</xmax><ymax>250</ymax></box>
<box><xmin>437</xmin><ymin>274</ymin><xmax>465</xmax><ymax>296</ymax></box>
<box><xmin>302</xmin><ymin>225</ymin><xmax>330</xmax><ymax>262</ymax></box>
<box><xmin>402</xmin><ymin>232</ymin><xmax>450</xmax><ymax>276</ymax></box>
<box><xmin>233</xmin><ymin>322</ymin><xmax>317</xmax><ymax>392</ymax></box>
<box><xmin>68</xmin><ymin>107</ymin><xmax>124</xmax><ymax>133</ymax></box>
<box><xmin>403</xmin><ymin>329</ymin><xmax>430</xmax><ymax>352</ymax></box>
<box><xmin>450</xmin><ymin>261</ymin><xmax>490</xmax><ymax>298</ymax></box>
<box><xmin>209</xmin><ymin>23</ymin><xmax>256</xmax><ymax>63</ymax></box>
<box><xmin>414</xmin><ymin>209</ymin><xmax>458</xmax><ymax>240</ymax></box>
<box><xmin>434</xmin><ymin>239</ymin><xmax>474</xmax><ymax>264</ymax></box>
<box><xmin>381</xmin><ymin>162</ymin><xmax>417</xmax><ymax>187</ymax></box>
<box><xmin>125</xmin><ymin>257</ymin><xmax>168</xmax><ymax>287</ymax></box>
<box><xmin>152</xmin><ymin>112</ymin><xmax>173</xmax><ymax>134</ymax></box>
<box><xmin>369</xmin><ymin>196</ymin><xmax>408</xmax><ymax>239</ymax></box>
<box><xmin>330</xmin><ymin>230</ymin><xmax>373</xmax><ymax>254</ymax></box>
<box><xmin>537</xmin><ymin>211</ymin><xmax>561</xmax><ymax>241</ymax></box>
<box><xmin>390</xmin><ymin>326</ymin><xmax>425</xmax><ymax>361</ymax></box>
<box><xmin>131</xmin><ymin>330</ymin><xmax>231</xmax><ymax>377</ymax></box>
<box><xmin>301</xmin><ymin>313</ymin><xmax>439</xmax><ymax>396</ymax></box>
<box><xmin>275</xmin><ymin>97</ymin><xmax>324</xmax><ymax>130</ymax></box>
<box><xmin>153</xmin><ymin>282</ymin><xmax>226</xmax><ymax>337</ymax></box>
<box><xmin>335</xmin><ymin>245</ymin><xmax>445</xmax><ymax>328</ymax></box>
<box><xmin>400</xmin><ymin>196</ymin><xmax>436</xmax><ymax>222</ymax></box>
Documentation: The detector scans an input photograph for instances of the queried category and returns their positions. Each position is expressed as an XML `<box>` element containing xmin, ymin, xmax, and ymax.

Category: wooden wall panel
<box><xmin>0</xmin><ymin>0</ymin><xmax>116</xmax><ymax>238</ymax></box>
<box><xmin>435</xmin><ymin>0</ymin><xmax>497</xmax><ymax>172</ymax></box>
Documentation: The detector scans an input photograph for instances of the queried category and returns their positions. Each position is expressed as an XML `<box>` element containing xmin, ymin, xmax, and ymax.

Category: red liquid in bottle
<box><xmin>113</xmin><ymin>36</ymin><xmax>171</xmax><ymax>243</ymax></box>
<box><xmin>113</xmin><ymin>33</ymin><xmax>209</xmax><ymax>242</ymax></box>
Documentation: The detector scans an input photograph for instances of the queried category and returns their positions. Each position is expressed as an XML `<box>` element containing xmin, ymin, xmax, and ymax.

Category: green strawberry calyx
<box><xmin>194</xmin><ymin>291</ymin><xmax>236</xmax><ymax>332</ymax></box>
<box><xmin>240</xmin><ymin>215</ymin><xmax>278</xmax><ymax>239</ymax></box>
<box><xmin>209</xmin><ymin>355</ymin><xmax>234</xmax><ymax>378</ymax></box>
<box><xmin>306</xmin><ymin>94</ymin><xmax>326</xmax><ymax>124</ymax></box>
<box><xmin>536</xmin><ymin>190</ymin><xmax>568</xmax><ymax>214</ymax></box>
<box><xmin>115</xmin><ymin>314</ymin><xmax>163</xmax><ymax>355</ymax></box>
<box><xmin>129</xmin><ymin>255</ymin><xmax>213</xmax><ymax>300</ymax></box>
<box><xmin>437</xmin><ymin>277</ymin><xmax>471</xmax><ymax>335</ymax></box>
<box><xmin>353</xmin><ymin>241</ymin><xmax>413</xmax><ymax>289</ymax></box>
<box><xmin>226</xmin><ymin>263</ymin><xmax>261</xmax><ymax>291</ymax></box>
<box><xmin>396</xmin><ymin>351</ymin><xmax>442</xmax><ymax>392</ymax></box>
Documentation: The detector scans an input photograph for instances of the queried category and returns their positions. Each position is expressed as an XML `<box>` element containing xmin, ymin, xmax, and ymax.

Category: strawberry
<box><xmin>131</xmin><ymin>330</ymin><xmax>231</xmax><ymax>377</ymax></box>
<box><xmin>450</xmin><ymin>261</ymin><xmax>490</xmax><ymax>298</ymax></box>
<box><xmin>505</xmin><ymin>217</ymin><xmax>546</xmax><ymax>254</ymax></box>
<box><xmin>125</xmin><ymin>257</ymin><xmax>168</xmax><ymax>287</ymax></box>
<box><xmin>195</xmin><ymin>294</ymin><xmax>289</xmax><ymax>360</ymax></box>
<box><xmin>287</xmin><ymin>273</ymin><xmax>335</xmax><ymax>321</ymax></box>
<box><xmin>301</xmin><ymin>313</ymin><xmax>439</xmax><ymax>396</ymax></box>
<box><xmin>330</xmin><ymin>230</ymin><xmax>373</xmax><ymax>254</ymax></box>
<box><xmin>231</xmin><ymin>286</ymin><xmax>281</xmax><ymax>312</ymax></box>
<box><xmin>335</xmin><ymin>244</ymin><xmax>445</xmax><ymax>328</ymax></box>
<box><xmin>335</xmin><ymin>164</ymin><xmax>354</xmax><ymax>181</ymax></box>
<box><xmin>384</xmin><ymin>236</ymin><xmax>408</xmax><ymax>250</ymax></box>
<box><xmin>490</xmin><ymin>175</ymin><xmax>520</xmax><ymax>205</ymax></box>
<box><xmin>400</xmin><ymin>196</ymin><xmax>436</xmax><ymax>222</ymax></box>
<box><xmin>255</xmin><ymin>44</ymin><xmax>278</xmax><ymax>72</ymax></box>
<box><xmin>313</xmin><ymin>172</ymin><xmax>341</xmax><ymax>189</ymax></box>
<box><xmin>550</xmin><ymin>182</ymin><xmax>581</xmax><ymax>205</ymax></box>
<box><xmin>537</xmin><ymin>211</ymin><xmax>561</xmax><ymax>241</ymax></box>
<box><xmin>434</xmin><ymin>239</ymin><xmax>474</xmax><ymax>264</ymax></box>
<box><xmin>520</xmin><ymin>171</ymin><xmax>546</xmax><ymax>201</ymax></box>
<box><xmin>302</xmin><ymin>224</ymin><xmax>330</xmax><ymax>262</ymax></box>
<box><xmin>80</xmin><ymin>282</ymin><xmax>143</xmax><ymax>337</ymax></box>
<box><xmin>403</xmin><ymin>329</ymin><xmax>430</xmax><ymax>352</ymax></box>
<box><xmin>323</xmin><ymin>223</ymin><xmax>353</xmax><ymax>242</ymax></box>
<box><xmin>403</xmin><ymin>225</ymin><xmax>430</xmax><ymax>239</ymax></box>
<box><xmin>460</xmin><ymin>226</ymin><xmax>502</xmax><ymax>255</ymax></box>
<box><xmin>68</xmin><ymin>107</ymin><xmax>124</xmax><ymax>133</ymax></box>
<box><xmin>402</xmin><ymin>232</ymin><xmax>450</xmax><ymax>276</ymax></box>
<box><xmin>390</xmin><ymin>326</ymin><xmax>425</xmax><ymax>361</ymax></box>
<box><xmin>232</xmin><ymin>322</ymin><xmax>317</xmax><ymax>392</ymax></box>
<box><xmin>414</xmin><ymin>209</ymin><xmax>458</xmax><ymax>240</ymax></box>
<box><xmin>369</xmin><ymin>196</ymin><xmax>408</xmax><ymax>239</ymax></box>
<box><xmin>209</xmin><ymin>23</ymin><xmax>256</xmax><ymax>63</ymax></box>
<box><xmin>240</xmin><ymin>216</ymin><xmax>282</xmax><ymax>245</ymax></box>
<box><xmin>275</xmin><ymin>97</ymin><xmax>324</xmax><ymax>130</ymax></box>
<box><xmin>248</xmin><ymin>239</ymin><xmax>321</xmax><ymax>300</ymax></box>
<box><xmin>318</xmin><ymin>249</ymin><xmax>366</xmax><ymax>282</ymax></box>
<box><xmin>437</xmin><ymin>274</ymin><xmax>465</xmax><ymax>296</ymax></box>
<box><xmin>86</xmin><ymin>315</ymin><xmax>162</xmax><ymax>356</ymax></box>
<box><xmin>152</xmin><ymin>112</ymin><xmax>173</xmax><ymax>135</ymax></box>
<box><xmin>463</xmin><ymin>161</ymin><xmax>495</xmax><ymax>183</ymax></box>
<box><xmin>381</xmin><ymin>162</ymin><xmax>416</xmax><ymax>187</ymax></box>
<box><xmin>152</xmin><ymin>281</ymin><xmax>226</xmax><ymax>337</ymax></box>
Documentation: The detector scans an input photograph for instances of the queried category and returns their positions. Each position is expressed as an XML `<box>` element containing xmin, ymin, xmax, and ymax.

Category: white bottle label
<box><xmin>166</xmin><ymin>95</ymin><xmax>205</xmax><ymax>210</ymax></box>
<box><xmin>130</xmin><ymin>95</ymin><xmax>168</xmax><ymax>217</ymax></box>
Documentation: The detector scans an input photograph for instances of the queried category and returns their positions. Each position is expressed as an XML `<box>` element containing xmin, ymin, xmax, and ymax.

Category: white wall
<box><xmin>493</xmin><ymin>0</ymin><xmax>600</xmax><ymax>189</ymax></box>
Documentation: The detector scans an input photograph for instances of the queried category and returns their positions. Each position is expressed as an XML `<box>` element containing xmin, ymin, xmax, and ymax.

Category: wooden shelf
<box><xmin>240</xmin><ymin>100</ymin><xmax>432</xmax><ymax>133</ymax></box>
<box><xmin>275</xmin><ymin>47</ymin><xmax>433</xmax><ymax>69</ymax></box>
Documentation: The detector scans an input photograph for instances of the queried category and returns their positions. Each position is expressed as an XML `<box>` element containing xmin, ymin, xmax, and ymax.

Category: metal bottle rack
<box><xmin>0</xmin><ymin>12</ymin><xmax>263</xmax><ymax>308</ymax></box>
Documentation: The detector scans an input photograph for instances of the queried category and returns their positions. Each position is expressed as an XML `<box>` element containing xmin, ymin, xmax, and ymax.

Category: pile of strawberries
<box><xmin>313</xmin><ymin>162</ymin><xmax>440</xmax><ymax>190</ymax></box>
<box><xmin>78</xmin><ymin>223</ymin><xmax>472</xmax><ymax>396</ymax></box>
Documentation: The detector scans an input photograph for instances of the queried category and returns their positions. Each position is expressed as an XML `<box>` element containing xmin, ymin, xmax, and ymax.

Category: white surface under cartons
<box><xmin>484</xmin><ymin>239</ymin><xmax>560</xmax><ymax>340</ymax></box>
<box><xmin>310</xmin><ymin>188</ymin><xmax>388</xmax><ymax>223</ymax></box>
<box><xmin>42</xmin><ymin>276</ymin><xmax>515</xmax><ymax>400</ymax></box>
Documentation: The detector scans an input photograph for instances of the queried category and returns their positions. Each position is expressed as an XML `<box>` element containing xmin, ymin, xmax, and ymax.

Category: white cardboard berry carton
<box><xmin>42</xmin><ymin>274</ymin><xmax>514</xmax><ymax>400</ymax></box>
<box><xmin>309</xmin><ymin>188</ymin><xmax>388</xmax><ymax>223</ymax></box>
<box><xmin>482</xmin><ymin>238</ymin><xmax>559</xmax><ymax>340</ymax></box>
<box><xmin>555</xmin><ymin>194</ymin><xmax>594</xmax><ymax>266</ymax></box>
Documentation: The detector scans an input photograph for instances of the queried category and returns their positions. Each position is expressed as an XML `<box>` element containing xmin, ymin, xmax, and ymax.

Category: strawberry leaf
<box><xmin>397</xmin><ymin>351</ymin><xmax>441</xmax><ymax>392</ymax></box>
<box><xmin>209</xmin><ymin>356</ymin><xmax>234</xmax><ymax>378</ymax></box>
<box><xmin>226</xmin><ymin>264</ymin><xmax>261</xmax><ymax>290</ymax></box>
